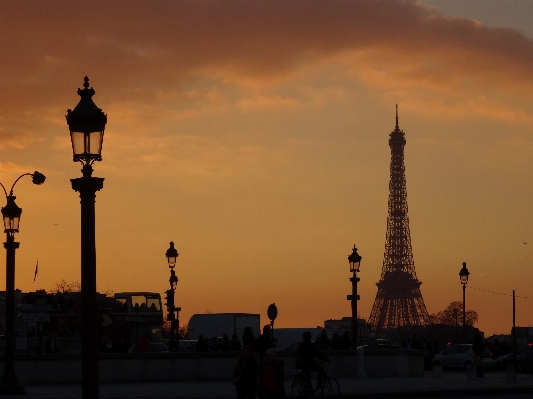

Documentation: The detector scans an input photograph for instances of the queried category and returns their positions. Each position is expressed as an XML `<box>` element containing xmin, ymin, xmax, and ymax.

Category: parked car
<box><xmin>357</xmin><ymin>343</ymin><xmax>401</xmax><ymax>350</ymax></box>
<box><xmin>432</xmin><ymin>344</ymin><xmax>494</xmax><ymax>370</ymax></box>
<box><xmin>127</xmin><ymin>342</ymin><xmax>169</xmax><ymax>353</ymax></box>
<box><xmin>494</xmin><ymin>346</ymin><xmax>530</xmax><ymax>370</ymax></box>
<box><xmin>357</xmin><ymin>338</ymin><xmax>396</xmax><ymax>348</ymax></box>
<box><xmin>284</xmin><ymin>339</ymin><xmax>400</xmax><ymax>352</ymax></box>
<box><xmin>514</xmin><ymin>346</ymin><xmax>533</xmax><ymax>373</ymax></box>
<box><xmin>177</xmin><ymin>340</ymin><xmax>198</xmax><ymax>352</ymax></box>
<box><xmin>283</xmin><ymin>342</ymin><xmax>302</xmax><ymax>352</ymax></box>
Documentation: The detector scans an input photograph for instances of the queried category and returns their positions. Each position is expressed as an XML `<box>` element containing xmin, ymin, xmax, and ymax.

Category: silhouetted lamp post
<box><xmin>0</xmin><ymin>171</ymin><xmax>45</xmax><ymax>395</ymax></box>
<box><xmin>67</xmin><ymin>76</ymin><xmax>107</xmax><ymax>399</ymax></box>
<box><xmin>165</xmin><ymin>242</ymin><xmax>179</xmax><ymax>350</ymax></box>
<box><xmin>459</xmin><ymin>262</ymin><xmax>470</xmax><ymax>342</ymax></box>
<box><xmin>347</xmin><ymin>245</ymin><xmax>362</xmax><ymax>349</ymax></box>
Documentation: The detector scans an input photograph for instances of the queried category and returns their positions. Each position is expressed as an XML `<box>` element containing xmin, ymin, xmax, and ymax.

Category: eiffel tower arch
<box><xmin>368</xmin><ymin>105</ymin><xmax>431</xmax><ymax>334</ymax></box>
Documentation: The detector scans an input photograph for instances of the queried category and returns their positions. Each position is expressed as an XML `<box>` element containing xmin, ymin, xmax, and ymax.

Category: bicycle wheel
<box><xmin>291</xmin><ymin>377</ymin><xmax>311</xmax><ymax>398</ymax></box>
<box><xmin>320</xmin><ymin>376</ymin><xmax>340</xmax><ymax>398</ymax></box>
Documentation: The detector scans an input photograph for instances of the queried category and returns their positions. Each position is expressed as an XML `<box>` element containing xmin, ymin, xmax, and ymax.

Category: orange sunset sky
<box><xmin>1</xmin><ymin>0</ymin><xmax>533</xmax><ymax>337</ymax></box>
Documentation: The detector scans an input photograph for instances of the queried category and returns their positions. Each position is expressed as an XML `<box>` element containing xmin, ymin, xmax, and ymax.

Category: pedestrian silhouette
<box><xmin>472</xmin><ymin>333</ymin><xmax>484</xmax><ymax>377</ymax></box>
<box><xmin>233</xmin><ymin>346</ymin><xmax>258</xmax><ymax>399</ymax></box>
<box><xmin>242</xmin><ymin>326</ymin><xmax>256</xmax><ymax>353</ymax></box>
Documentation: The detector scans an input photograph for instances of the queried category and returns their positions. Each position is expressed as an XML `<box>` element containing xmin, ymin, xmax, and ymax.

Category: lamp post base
<box><xmin>0</xmin><ymin>374</ymin><xmax>26</xmax><ymax>395</ymax></box>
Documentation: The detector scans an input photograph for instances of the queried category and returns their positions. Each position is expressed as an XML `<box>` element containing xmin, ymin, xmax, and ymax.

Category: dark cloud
<box><xmin>1</xmin><ymin>0</ymin><xmax>533</xmax><ymax>119</ymax></box>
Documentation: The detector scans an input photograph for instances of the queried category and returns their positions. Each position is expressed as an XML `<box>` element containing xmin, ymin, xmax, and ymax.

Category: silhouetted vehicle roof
<box><xmin>357</xmin><ymin>344</ymin><xmax>401</xmax><ymax>350</ymax></box>
<box><xmin>127</xmin><ymin>342</ymin><xmax>169</xmax><ymax>353</ymax></box>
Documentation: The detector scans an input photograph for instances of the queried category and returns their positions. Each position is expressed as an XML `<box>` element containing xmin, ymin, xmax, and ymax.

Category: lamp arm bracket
<box><xmin>0</xmin><ymin>182</ymin><xmax>7</xmax><ymax>199</ymax></box>
<box><xmin>9</xmin><ymin>173</ymin><xmax>33</xmax><ymax>196</ymax></box>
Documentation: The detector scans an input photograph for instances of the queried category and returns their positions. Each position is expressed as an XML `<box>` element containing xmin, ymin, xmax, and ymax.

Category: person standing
<box><xmin>257</xmin><ymin>325</ymin><xmax>273</xmax><ymax>360</ymax></box>
<box><xmin>242</xmin><ymin>327</ymin><xmax>257</xmax><ymax>353</ymax></box>
<box><xmin>339</xmin><ymin>331</ymin><xmax>351</xmax><ymax>350</ymax></box>
<box><xmin>330</xmin><ymin>333</ymin><xmax>340</xmax><ymax>350</ymax></box>
<box><xmin>411</xmin><ymin>334</ymin><xmax>423</xmax><ymax>350</ymax></box>
<box><xmin>259</xmin><ymin>348</ymin><xmax>282</xmax><ymax>399</ymax></box>
<box><xmin>222</xmin><ymin>334</ymin><xmax>232</xmax><ymax>351</ymax></box>
<box><xmin>231</xmin><ymin>333</ymin><xmax>242</xmax><ymax>351</ymax></box>
<box><xmin>315</xmin><ymin>330</ymin><xmax>330</xmax><ymax>350</ymax></box>
<box><xmin>472</xmin><ymin>333</ymin><xmax>484</xmax><ymax>377</ymax></box>
<box><xmin>196</xmin><ymin>335</ymin><xmax>209</xmax><ymax>352</ymax></box>
<box><xmin>233</xmin><ymin>346</ymin><xmax>259</xmax><ymax>399</ymax></box>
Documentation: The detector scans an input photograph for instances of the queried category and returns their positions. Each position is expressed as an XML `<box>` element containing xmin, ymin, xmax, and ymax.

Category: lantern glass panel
<box><xmin>350</xmin><ymin>261</ymin><xmax>360</xmax><ymax>273</ymax></box>
<box><xmin>460</xmin><ymin>274</ymin><xmax>468</xmax><ymax>284</ymax></box>
<box><xmin>167</xmin><ymin>256</ymin><xmax>177</xmax><ymax>267</ymax></box>
<box><xmin>3</xmin><ymin>215</ymin><xmax>20</xmax><ymax>232</ymax></box>
<box><xmin>70</xmin><ymin>130</ymin><xmax>104</xmax><ymax>160</ymax></box>
<box><xmin>88</xmin><ymin>130</ymin><xmax>104</xmax><ymax>155</ymax></box>
<box><xmin>71</xmin><ymin>131</ymin><xmax>85</xmax><ymax>156</ymax></box>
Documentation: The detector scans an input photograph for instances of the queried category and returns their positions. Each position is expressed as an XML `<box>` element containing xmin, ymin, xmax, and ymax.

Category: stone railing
<box><xmin>5</xmin><ymin>349</ymin><xmax>424</xmax><ymax>384</ymax></box>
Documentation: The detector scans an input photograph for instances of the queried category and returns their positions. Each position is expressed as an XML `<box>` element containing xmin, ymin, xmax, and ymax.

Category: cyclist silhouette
<box><xmin>295</xmin><ymin>331</ymin><xmax>330</xmax><ymax>389</ymax></box>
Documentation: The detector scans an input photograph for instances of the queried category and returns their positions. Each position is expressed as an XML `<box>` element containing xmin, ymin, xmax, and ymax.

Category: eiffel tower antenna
<box><xmin>367</xmin><ymin>106</ymin><xmax>430</xmax><ymax>333</ymax></box>
<box><xmin>396</xmin><ymin>104</ymin><xmax>400</xmax><ymax>130</ymax></box>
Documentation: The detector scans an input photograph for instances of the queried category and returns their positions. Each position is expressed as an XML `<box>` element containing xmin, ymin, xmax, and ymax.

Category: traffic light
<box><xmin>164</xmin><ymin>289</ymin><xmax>174</xmax><ymax>311</ymax></box>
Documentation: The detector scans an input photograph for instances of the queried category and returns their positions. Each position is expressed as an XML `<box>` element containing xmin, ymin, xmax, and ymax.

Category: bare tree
<box><xmin>177</xmin><ymin>323</ymin><xmax>190</xmax><ymax>340</ymax></box>
<box><xmin>431</xmin><ymin>301</ymin><xmax>478</xmax><ymax>327</ymax></box>
<box><xmin>100</xmin><ymin>289</ymin><xmax>114</xmax><ymax>298</ymax></box>
<box><xmin>162</xmin><ymin>321</ymin><xmax>189</xmax><ymax>340</ymax></box>
<box><xmin>50</xmin><ymin>279</ymin><xmax>81</xmax><ymax>294</ymax></box>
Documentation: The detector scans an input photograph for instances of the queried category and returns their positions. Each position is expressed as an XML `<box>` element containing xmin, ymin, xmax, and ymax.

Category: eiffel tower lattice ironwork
<box><xmin>368</xmin><ymin>105</ymin><xmax>430</xmax><ymax>333</ymax></box>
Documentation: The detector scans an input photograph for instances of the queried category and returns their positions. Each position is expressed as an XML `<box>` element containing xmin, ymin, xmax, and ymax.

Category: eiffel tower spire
<box><xmin>367</xmin><ymin>105</ymin><xmax>430</xmax><ymax>333</ymax></box>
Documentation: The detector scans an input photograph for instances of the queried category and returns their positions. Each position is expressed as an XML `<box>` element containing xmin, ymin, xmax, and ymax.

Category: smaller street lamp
<box><xmin>459</xmin><ymin>262</ymin><xmax>470</xmax><ymax>342</ymax></box>
<box><xmin>1</xmin><ymin>197</ymin><xmax>22</xmax><ymax>234</ymax></box>
<box><xmin>0</xmin><ymin>171</ymin><xmax>45</xmax><ymax>395</ymax></box>
<box><xmin>166</xmin><ymin>242</ymin><xmax>178</xmax><ymax>267</ymax></box>
<box><xmin>349</xmin><ymin>245</ymin><xmax>362</xmax><ymax>273</ymax></box>
<box><xmin>347</xmin><ymin>245</ymin><xmax>362</xmax><ymax>349</ymax></box>
<box><xmin>165</xmin><ymin>242</ymin><xmax>179</xmax><ymax>350</ymax></box>
<box><xmin>1</xmin><ymin>173</ymin><xmax>46</xmax><ymax>233</ymax></box>
<box><xmin>169</xmin><ymin>270</ymin><xmax>178</xmax><ymax>290</ymax></box>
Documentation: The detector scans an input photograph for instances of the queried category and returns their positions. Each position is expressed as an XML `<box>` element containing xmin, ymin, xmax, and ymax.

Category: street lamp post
<box><xmin>165</xmin><ymin>242</ymin><xmax>179</xmax><ymax>351</ymax></box>
<box><xmin>459</xmin><ymin>262</ymin><xmax>470</xmax><ymax>342</ymax></box>
<box><xmin>67</xmin><ymin>76</ymin><xmax>107</xmax><ymax>399</ymax></box>
<box><xmin>0</xmin><ymin>171</ymin><xmax>45</xmax><ymax>395</ymax></box>
<box><xmin>347</xmin><ymin>245</ymin><xmax>362</xmax><ymax>350</ymax></box>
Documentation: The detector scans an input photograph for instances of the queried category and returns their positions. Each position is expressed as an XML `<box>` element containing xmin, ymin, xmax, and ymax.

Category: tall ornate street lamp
<box><xmin>67</xmin><ymin>76</ymin><xmax>107</xmax><ymax>399</ymax></box>
<box><xmin>0</xmin><ymin>171</ymin><xmax>45</xmax><ymax>395</ymax></box>
<box><xmin>347</xmin><ymin>245</ymin><xmax>362</xmax><ymax>349</ymax></box>
<box><xmin>459</xmin><ymin>262</ymin><xmax>470</xmax><ymax>342</ymax></box>
<box><xmin>165</xmin><ymin>241</ymin><xmax>179</xmax><ymax>351</ymax></box>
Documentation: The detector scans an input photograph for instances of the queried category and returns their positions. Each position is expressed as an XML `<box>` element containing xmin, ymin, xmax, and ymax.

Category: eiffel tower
<box><xmin>367</xmin><ymin>105</ymin><xmax>430</xmax><ymax>333</ymax></box>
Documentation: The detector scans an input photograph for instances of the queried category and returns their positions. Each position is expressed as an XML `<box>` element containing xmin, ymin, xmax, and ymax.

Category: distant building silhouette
<box><xmin>367</xmin><ymin>106</ymin><xmax>430</xmax><ymax>334</ymax></box>
<box><xmin>324</xmin><ymin>317</ymin><xmax>370</xmax><ymax>341</ymax></box>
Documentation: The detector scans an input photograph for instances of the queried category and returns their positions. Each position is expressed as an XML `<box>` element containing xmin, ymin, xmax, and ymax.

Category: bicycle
<box><xmin>291</xmin><ymin>361</ymin><xmax>340</xmax><ymax>398</ymax></box>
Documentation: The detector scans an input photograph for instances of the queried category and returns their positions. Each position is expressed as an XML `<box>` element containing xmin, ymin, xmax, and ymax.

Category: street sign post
<box><xmin>267</xmin><ymin>303</ymin><xmax>278</xmax><ymax>339</ymax></box>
